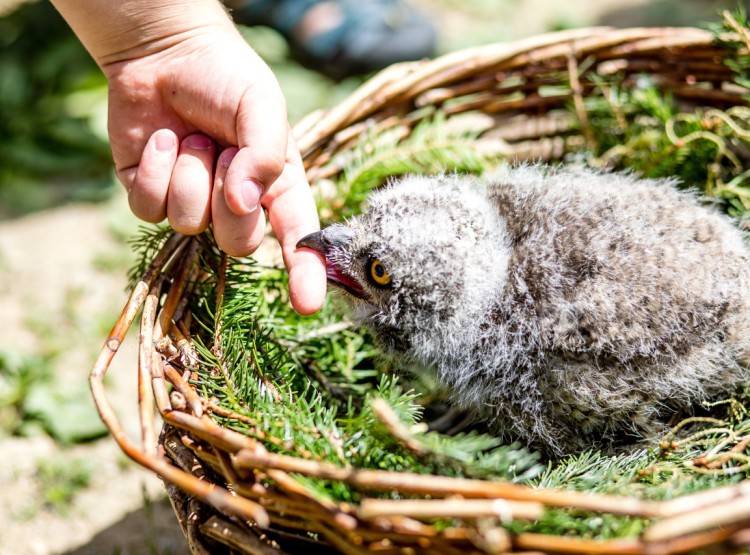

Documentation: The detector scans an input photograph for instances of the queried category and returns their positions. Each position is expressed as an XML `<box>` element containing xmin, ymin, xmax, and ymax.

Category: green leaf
<box><xmin>22</xmin><ymin>382</ymin><xmax>107</xmax><ymax>444</ymax></box>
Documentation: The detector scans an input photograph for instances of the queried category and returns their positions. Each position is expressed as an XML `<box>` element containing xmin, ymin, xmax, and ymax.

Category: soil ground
<box><xmin>0</xmin><ymin>1</ymin><xmax>744</xmax><ymax>553</ymax></box>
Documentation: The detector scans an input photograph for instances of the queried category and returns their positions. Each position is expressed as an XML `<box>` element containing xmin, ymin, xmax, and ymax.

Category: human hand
<box><xmin>101</xmin><ymin>24</ymin><xmax>326</xmax><ymax>314</ymax></box>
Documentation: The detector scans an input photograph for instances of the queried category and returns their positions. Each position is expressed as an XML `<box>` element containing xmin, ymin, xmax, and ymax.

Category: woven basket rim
<box><xmin>293</xmin><ymin>24</ymin><xmax>723</xmax><ymax>159</ymax></box>
<box><xmin>91</xmin><ymin>20</ymin><xmax>750</xmax><ymax>555</ymax></box>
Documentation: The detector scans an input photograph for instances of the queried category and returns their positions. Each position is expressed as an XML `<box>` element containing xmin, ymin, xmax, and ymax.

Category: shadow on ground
<box><xmin>62</xmin><ymin>497</ymin><xmax>189</xmax><ymax>555</ymax></box>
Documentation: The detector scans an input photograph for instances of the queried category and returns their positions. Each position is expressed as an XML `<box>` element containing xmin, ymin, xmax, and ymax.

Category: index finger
<box><xmin>263</xmin><ymin>139</ymin><xmax>326</xmax><ymax>315</ymax></box>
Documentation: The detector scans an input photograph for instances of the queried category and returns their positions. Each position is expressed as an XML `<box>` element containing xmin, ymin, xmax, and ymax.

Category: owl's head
<box><xmin>297</xmin><ymin>175</ymin><xmax>510</xmax><ymax>355</ymax></box>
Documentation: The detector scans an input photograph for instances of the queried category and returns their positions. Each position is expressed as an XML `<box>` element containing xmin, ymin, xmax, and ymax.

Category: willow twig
<box><xmin>138</xmin><ymin>275</ymin><xmax>164</xmax><ymax>456</ymax></box>
<box><xmin>233</xmin><ymin>448</ymin><xmax>663</xmax><ymax>518</ymax></box>
<box><xmin>644</xmin><ymin>494</ymin><xmax>750</xmax><ymax>542</ymax></box>
<box><xmin>371</xmin><ymin>398</ymin><xmax>428</xmax><ymax>456</ymax></box>
<box><xmin>357</xmin><ymin>498</ymin><xmax>544</xmax><ymax>523</ymax></box>
<box><xmin>704</xmin><ymin>434</ymin><xmax>750</xmax><ymax>469</ymax></box>
<box><xmin>724</xmin><ymin>10</ymin><xmax>750</xmax><ymax>51</ymax></box>
<box><xmin>164</xmin><ymin>361</ymin><xmax>204</xmax><ymax>417</ymax></box>
<box><xmin>513</xmin><ymin>533</ymin><xmax>642</xmax><ymax>554</ymax></box>
<box><xmin>200</xmin><ymin>516</ymin><xmax>285</xmax><ymax>555</ymax></box>
<box><xmin>567</xmin><ymin>48</ymin><xmax>595</xmax><ymax>149</ymax></box>
<box><xmin>266</xmin><ymin>468</ymin><xmax>357</xmax><ymax>531</ymax></box>
<box><xmin>156</xmin><ymin>238</ymin><xmax>200</xmax><ymax>341</ymax></box>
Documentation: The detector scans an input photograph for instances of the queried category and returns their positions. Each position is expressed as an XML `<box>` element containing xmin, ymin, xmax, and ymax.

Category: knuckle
<box><xmin>251</xmin><ymin>148</ymin><xmax>286</xmax><ymax>186</ymax></box>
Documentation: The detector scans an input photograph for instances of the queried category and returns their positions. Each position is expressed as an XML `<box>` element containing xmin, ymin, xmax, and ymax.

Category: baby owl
<box><xmin>297</xmin><ymin>165</ymin><xmax>750</xmax><ymax>456</ymax></box>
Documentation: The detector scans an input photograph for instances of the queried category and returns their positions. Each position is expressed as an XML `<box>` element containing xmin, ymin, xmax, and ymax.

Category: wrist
<box><xmin>51</xmin><ymin>0</ymin><xmax>238</xmax><ymax>67</ymax></box>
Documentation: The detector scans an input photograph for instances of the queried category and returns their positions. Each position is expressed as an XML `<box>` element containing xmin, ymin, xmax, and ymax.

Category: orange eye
<box><xmin>368</xmin><ymin>259</ymin><xmax>392</xmax><ymax>287</ymax></box>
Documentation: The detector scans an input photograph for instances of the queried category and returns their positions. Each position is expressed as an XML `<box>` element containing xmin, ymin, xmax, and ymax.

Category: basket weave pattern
<box><xmin>92</xmin><ymin>24</ymin><xmax>750</xmax><ymax>554</ymax></box>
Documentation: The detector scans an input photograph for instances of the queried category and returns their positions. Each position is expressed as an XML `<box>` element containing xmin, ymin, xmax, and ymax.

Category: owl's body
<box><xmin>299</xmin><ymin>165</ymin><xmax>750</xmax><ymax>455</ymax></box>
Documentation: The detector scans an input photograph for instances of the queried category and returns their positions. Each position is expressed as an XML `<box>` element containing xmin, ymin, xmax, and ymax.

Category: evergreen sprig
<box><xmin>578</xmin><ymin>84</ymin><xmax>750</xmax><ymax>218</ymax></box>
<box><xmin>320</xmin><ymin>111</ymin><xmax>492</xmax><ymax>221</ymax></box>
<box><xmin>573</xmin><ymin>10</ymin><xmax>750</xmax><ymax>218</ymax></box>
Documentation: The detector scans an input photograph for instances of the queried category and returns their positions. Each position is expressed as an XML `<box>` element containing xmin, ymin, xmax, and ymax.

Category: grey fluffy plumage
<box><xmin>298</xmin><ymin>165</ymin><xmax>750</xmax><ymax>455</ymax></box>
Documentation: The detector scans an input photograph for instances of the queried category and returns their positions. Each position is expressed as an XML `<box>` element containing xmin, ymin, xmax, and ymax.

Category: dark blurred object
<box><xmin>231</xmin><ymin>0</ymin><xmax>437</xmax><ymax>80</ymax></box>
<box><xmin>0</xmin><ymin>1</ymin><xmax>113</xmax><ymax>219</ymax></box>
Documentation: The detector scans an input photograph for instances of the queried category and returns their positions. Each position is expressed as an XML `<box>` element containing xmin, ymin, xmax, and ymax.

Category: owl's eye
<box><xmin>368</xmin><ymin>258</ymin><xmax>392</xmax><ymax>287</ymax></box>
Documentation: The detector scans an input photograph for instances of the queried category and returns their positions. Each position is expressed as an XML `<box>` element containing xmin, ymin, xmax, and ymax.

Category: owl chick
<box><xmin>297</xmin><ymin>165</ymin><xmax>750</xmax><ymax>456</ymax></box>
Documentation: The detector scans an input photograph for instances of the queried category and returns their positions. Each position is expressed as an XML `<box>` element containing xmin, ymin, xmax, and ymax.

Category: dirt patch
<box><xmin>0</xmin><ymin>196</ymin><xmax>188</xmax><ymax>555</ymax></box>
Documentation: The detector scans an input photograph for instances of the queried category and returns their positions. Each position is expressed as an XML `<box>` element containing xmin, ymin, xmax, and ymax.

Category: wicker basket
<box><xmin>93</xmin><ymin>20</ymin><xmax>750</xmax><ymax>555</ymax></box>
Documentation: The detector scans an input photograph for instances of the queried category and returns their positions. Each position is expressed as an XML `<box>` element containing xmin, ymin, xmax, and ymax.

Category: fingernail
<box><xmin>241</xmin><ymin>179</ymin><xmax>263</xmax><ymax>213</ymax></box>
<box><xmin>220</xmin><ymin>149</ymin><xmax>237</xmax><ymax>168</ymax></box>
<box><xmin>154</xmin><ymin>131</ymin><xmax>176</xmax><ymax>153</ymax></box>
<box><xmin>185</xmin><ymin>134</ymin><xmax>213</xmax><ymax>150</ymax></box>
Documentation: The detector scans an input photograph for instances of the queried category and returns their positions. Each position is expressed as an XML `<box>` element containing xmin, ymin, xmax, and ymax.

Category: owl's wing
<box><xmin>488</xmin><ymin>167</ymin><xmax>750</xmax><ymax>360</ymax></box>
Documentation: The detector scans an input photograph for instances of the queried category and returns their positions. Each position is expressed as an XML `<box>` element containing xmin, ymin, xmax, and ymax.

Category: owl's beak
<box><xmin>296</xmin><ymin>225</ymin><xmax>355</xmax><ymax>255</ymax></box>
<box><xmin>296</xmin><ymin>226</ymin><xmax>368</xmax><ymax>300</ymax></box>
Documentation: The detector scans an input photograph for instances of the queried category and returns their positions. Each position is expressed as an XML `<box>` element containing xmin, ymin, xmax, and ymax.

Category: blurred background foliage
<box><xmin>0</xmin><ymin>0</ymin><xmax>111</xmax><ymax>218</ymax></box>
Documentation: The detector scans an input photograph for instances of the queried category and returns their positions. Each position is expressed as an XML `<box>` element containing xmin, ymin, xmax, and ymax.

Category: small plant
<box><xmin>36</xmin><ymin>457</ymin><xmax>92</xmax><ymax>515</ymax></box>
<box><xmin>0</xmin><ymin>348</ymin><xmax>107</xmax><ymax>443</ymax></box>
<box><xmin>0</xmin><ymin>349</ymin><xmax>52</xmax><ymax>436</ymax></box>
